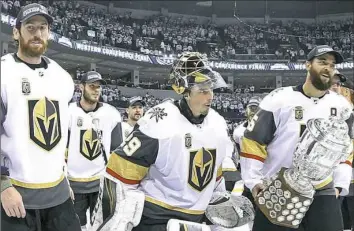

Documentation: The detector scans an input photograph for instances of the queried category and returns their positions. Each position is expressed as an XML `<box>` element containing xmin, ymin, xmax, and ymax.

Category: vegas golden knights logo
<box><xmin>28</xmin><ymin>98</ymin><xmax>61</xmax><ymax>151</ymax></box>
<box><xmin>188</xmin><ymin>148</ymin><xmax>216</xmax><ymax>191</ymax></box>
<box><xmin>80</xmin><ymin>129</ymin><xmax>102</xmax><ymax>161</ymax></box>
<box><xmin>294</xmin><ymin>106</ymin><xmax>303</xmax><ymax>121</ymax></box>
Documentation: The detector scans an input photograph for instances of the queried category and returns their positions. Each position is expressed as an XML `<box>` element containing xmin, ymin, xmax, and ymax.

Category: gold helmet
<box><xmin>169</xmin><ymin>52</ymin><xmax>228</xmax><ymax>94</ymax></box>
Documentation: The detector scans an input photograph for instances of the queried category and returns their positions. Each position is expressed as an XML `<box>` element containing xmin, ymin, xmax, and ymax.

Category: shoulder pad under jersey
<box><xmin>138</xmin><ymin>101</ymin><xmax>181</xmax><ymax>139</ymax></box>
<box><xmin>206</xmin><ymin>109</ymin><xmax>228</xmax><ymax>134</ymax></box>
<box><xmin>260</xmin><ymin>86</ymin><xmax>293</xmax><ymax>112</ymax></box>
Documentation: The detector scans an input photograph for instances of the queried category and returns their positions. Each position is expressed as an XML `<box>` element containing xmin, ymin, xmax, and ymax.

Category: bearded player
<box><xmin>121</xmin><ymin>97</ymin><xmax>146</xmax><ymax>140</ymax></box>
<box><xmin>0</xmin><ymin>3</ymin><xmax>81</xmax><ymax>230</ymax></box>
<box><xmin>89</xmin><ymin>52</ymin><xmax>254</xmax><ymax>231</ymax></box>
<box><xmin>65</xmin><ymin>71</ymin><xmax>123</xmax><ymax>230</ymax></box>
<box><xmin>241</xmin><ymin>45</ymin><xmax>354</xmax><ymax>231</ymax></box>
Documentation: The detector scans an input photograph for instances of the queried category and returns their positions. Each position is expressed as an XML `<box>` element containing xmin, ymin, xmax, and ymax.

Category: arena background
<box><xmin>1</xmin><ymin>0</ymin><xmax>353</xmax><ymax>133</ymax></box>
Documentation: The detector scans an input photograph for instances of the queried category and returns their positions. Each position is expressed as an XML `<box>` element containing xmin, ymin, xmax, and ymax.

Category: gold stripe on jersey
<box><xmin>232</xmin><ymin>187</ymin><xmax>244</xmax><ymax>193</ymax></box>
<box><xmin>341</xmin><ymin>152</ymin><xmax>353</xmax><ymax>166</ymax></box>
<box><xmin>10</xmin><ymin>174</ymin><xmax>65</xmax><ymax>189</ymax></box>
<box><xmin>106</xmin><ymin>153</ymin><xmax>148</xmax><ymax>184</ymax></box>
<box><xmin>145</xmin><ymin>196</ymin><xmax>205</xmax><ymax>215</ymax></box>
<box><xmin>314</xmin><ymin>176</ymin><xmax>333</xmax><ymax>190</ymax></box>
<box><xmin>240</xmin><ymin>137</ymin><xmax>267</xmax><ymax>162</ymax></box>
<box><xmin>216</xmin><ymin>166</ymin><xmax>223</xmax><ymax>181</ymax></box>
<box><xmin>68</xmin><ymin>175</ymin><xmax>100</xmax><ymax>182</ymax></box>
<box><xmin>65</xmin><ymin>148</ymin><xmax>68</xmax><ymax>161</ymax></box>
<box><xmin>351</xmin><ymin>179</ymin><xmax>354</xmax><ymax>184</ymax></box>
<box><xmin>222</xmin><ymin>168</ymin><xmax>237</xmax><ymax>172</ymax></box>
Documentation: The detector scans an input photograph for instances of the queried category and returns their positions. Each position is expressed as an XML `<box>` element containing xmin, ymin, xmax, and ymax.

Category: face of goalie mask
<box><xmin>169</xmin><ymin>52</ymin><xmax>228</xmax><ymax>94</ymax></box>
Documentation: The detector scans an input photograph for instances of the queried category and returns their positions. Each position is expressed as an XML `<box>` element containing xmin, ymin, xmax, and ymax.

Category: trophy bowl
<box><xmin>255</xmin><ymin>114</ymin><xmax>353</xmax><ymax>228</ymax></box>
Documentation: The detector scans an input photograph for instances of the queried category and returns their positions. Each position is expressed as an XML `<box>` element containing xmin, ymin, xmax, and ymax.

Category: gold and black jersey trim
<box><xmin>11</xmin><ymin>174</ymin><xmax>65</xmax><ymax>189</ymax></box>
<box><xmin>216</xmin><ymin>166</ymin><xmax>223</xmax><ymax>181</ymax></box>
<box><xmin>241</xmin><ymin>109</ymin><xmax>275</xmax><ymax>162</ymax></box>
<box><xmin>106</xmin><ymin>153</ymin><xmax>149</xmax><ymax>185</ymax></box>
<box><xmin>241</xmin><ymin>137</ymin><xmax>268</xmax><ymax>162</ymax></box>
<box><xmin>107</xmin><ymin>127</ymin><xmax>159</xmax><ymax>184</ymax></box>
<box><xmin>341</xmin><ymin>152</ymin><xmax>353</xmax><ymax>166</ymax></box>
<box><xmin>313</xmin><ymin>176</ymin><xmax>333</xmax><ymax>190</ymax></box>
<box><xmin>143</xmin><ymin>196</ymin><xmax>205</xmax><ymax>223</ymax></box>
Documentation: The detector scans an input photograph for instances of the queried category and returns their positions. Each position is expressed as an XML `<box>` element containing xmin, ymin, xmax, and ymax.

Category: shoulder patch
<box><xmin>146</xmin><ymin>106</ymin><xmax>168</xmax><ymax>123</ymax></box>
<box><xmin>138</xmin><ymin>102</ymin><xmax>180</xmax><ymax>139</ymax></box>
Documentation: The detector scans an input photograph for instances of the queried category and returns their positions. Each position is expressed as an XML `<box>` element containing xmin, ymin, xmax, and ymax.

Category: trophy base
<box><xmin>255</xmin><ymin>168</ymin><xmax>314</xmax><ymax>229</ymax></box>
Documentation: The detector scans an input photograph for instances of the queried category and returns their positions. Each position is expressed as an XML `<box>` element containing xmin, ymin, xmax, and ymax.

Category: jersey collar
<box><xmin>12</xmin><ymin>53</ymin><xmax>49</xmax><ymax>70</ymax></box>
<box><xmin>293</xmin><ymin>84</ymin><xmax>329</xmax><ymax>100</ymax></box>
<box><xmin>77</xmin><ymin>101</ymin><xmax>102</xmax><ymax>114</ymax></box>
<box><xmin>175</xmin><ymin>98</ymin><xmax>206</xmax><ymax>125</ymax></box>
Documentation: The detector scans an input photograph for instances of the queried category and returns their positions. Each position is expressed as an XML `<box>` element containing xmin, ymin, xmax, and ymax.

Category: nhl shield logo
<box><xmin>77</xmin><ymin>117</ymin><xmax>83</xmax><ymax>127</ymax></box>
<box><xmin>22</xmin><ymin>78</ymin><xmax>31</xmax><ymax>95</ymax></box>
<box><xmin>185</xmin><ymin>133</ymin><xmax>192</xmax><ymax>149</ymax></box>
<box><xmin>294</xmin><ymin>106</ymin><xmax>303</xmax><ymax>120</ymax></box>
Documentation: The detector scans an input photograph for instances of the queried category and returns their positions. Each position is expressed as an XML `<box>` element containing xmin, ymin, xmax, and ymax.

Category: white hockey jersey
<box><xmin>106</xmin><ymin>101</ymin><xmax>233</xmax><ymax>222</ymax></box>
<box><xmin>1</xmin><ymin>53</ymin><xmax>73</xmax><ymax>208</ymax></box>
<box><xmin>240</xmin><ymin>86</ymin><xmax>354</xmax><ymax>196</ymax></box>
<box><xmin>66</xmin><ymin>102</ymin><xmax>121</xmax><ymax>193</ymax></box>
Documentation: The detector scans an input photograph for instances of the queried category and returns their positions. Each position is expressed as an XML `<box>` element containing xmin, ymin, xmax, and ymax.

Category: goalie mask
<box><xmin>169</xmin><ymin>52</ymin><xmax>228</xmax><ymax>94</ymax></box>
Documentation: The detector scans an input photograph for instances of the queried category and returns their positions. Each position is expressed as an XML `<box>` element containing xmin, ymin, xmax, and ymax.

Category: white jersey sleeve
<box><xmin>333</xmin><ymin>99</ymin><xmax>354</xmax><ymax>196</ymax></box>
<box><xmin>240</xmin><ymin>88</ymin><xmax>284</xmax><ymax>190</ymax></box>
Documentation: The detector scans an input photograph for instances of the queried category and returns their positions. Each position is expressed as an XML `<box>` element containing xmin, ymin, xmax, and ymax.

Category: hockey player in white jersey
<box><xmin>231</xmin><ymin>97</ymin><xmax>261</xmax><ymax>206</ymax></box>
<box><xmin>331</xmin><ymin>71</ymin><xmax>354</xmax><ymax>231</ymax></box>
<box><xmin>121</xmin><ymin>97</ymin><xmax>146</xmax><ymax>140</ymax></box>
<box><xmin>233</xmin><ymin>97</ymin><xmax>260</xmax><ymax>153</ymax></box>
<box><xmin>66</xmin><ymin>71</ymin><xmax>123</xmax><ymax>230</ymax></box>
<box><xmin>240</xmin><ymin>45</ymin><xmax>354</xmax><ymax>231</ymax></box>
<box><xmin>0</xmin><ymin>3</ymin><xmax>81</xmax><ymax>231</ymax></box>
<box><xmin>89</xmin><ymin>52</ymin><xmax>254</xmax><ymax>231</ymax></box>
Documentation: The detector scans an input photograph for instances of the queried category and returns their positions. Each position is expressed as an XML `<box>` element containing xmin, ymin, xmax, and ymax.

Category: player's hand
<box><xmin>1</xmin><ymin>186</ymin><xmax>26</xmax><ymax>218</ymax></box>
<box><xmin>252</xmin><ymin>183</ymin><xmax>265</xmax><ymax>198</ymax></box>
<box><xmin>69</xmin><ymin>187</ymin><xmax>75</xmax><ymax>201</ymax></box>
<box><xmin>335</xmin><ymin>188</ymin><xmax>340</xmax><ymax>198</ymax></box>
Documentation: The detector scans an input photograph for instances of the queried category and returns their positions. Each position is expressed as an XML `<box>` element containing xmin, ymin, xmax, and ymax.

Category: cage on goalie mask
<box><xmin>169</xmin><ymin>52</ymin><xmax>228</xmax><ymax>94</ymax></box>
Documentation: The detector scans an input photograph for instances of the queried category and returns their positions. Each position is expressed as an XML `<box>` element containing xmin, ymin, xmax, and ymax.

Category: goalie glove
<box><xmin>205</xmin><ymin>191</ymin><xmax>254</xmax><ymax>228</ymax></box>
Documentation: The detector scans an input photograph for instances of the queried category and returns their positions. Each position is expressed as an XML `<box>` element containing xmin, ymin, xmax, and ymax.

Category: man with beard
<box><xmin>240</xmin><ymin>45</ymin><xmax>354</xmax><ymax>231</ymax></box>
<box><xmin>0</xmin><ymin>3</ymin><xmax>81</xmax><ymax>231</ymax></box>
<box><xmin>65</xmin><ymin>71</ymin><xmax>123</xmax><ymax>231</ymax></box>
<box><xmin>121</xmin><ymin>97</ymin><xmax>146</xmax><ymax>140</ymax></box>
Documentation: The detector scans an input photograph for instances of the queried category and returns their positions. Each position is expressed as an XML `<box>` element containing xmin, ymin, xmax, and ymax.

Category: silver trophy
<box><xmin>256</xmin><ymin>109</ymin><xmax>353</xmax><ymax>228</ymax></box>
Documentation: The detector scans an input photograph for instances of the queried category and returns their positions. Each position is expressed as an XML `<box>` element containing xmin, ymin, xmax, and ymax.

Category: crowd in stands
<box><xmin>2</xmin><ymin>0</ymin><xmax>353</xmax><ymax>61</ymax></box>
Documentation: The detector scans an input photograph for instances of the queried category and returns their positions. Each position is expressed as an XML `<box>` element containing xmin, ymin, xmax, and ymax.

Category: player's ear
<box><xmin>79</xmin><ymin>83</ymin><xmax>84</xmax><ymax>92</ymax></box>
<box><xmin>305</xmin><ymin>60</ymin><xmax>311</xmax><ymax>72</ymax></box>
<box><xmin>13</xmin><ymin>27</ymin><xmax>20</xmax><ymax>41</ymax></box>
<box><xmin>126</xmin><ymin>108</ymin><xmax>129</xmax><ymax>114</ymax></box>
